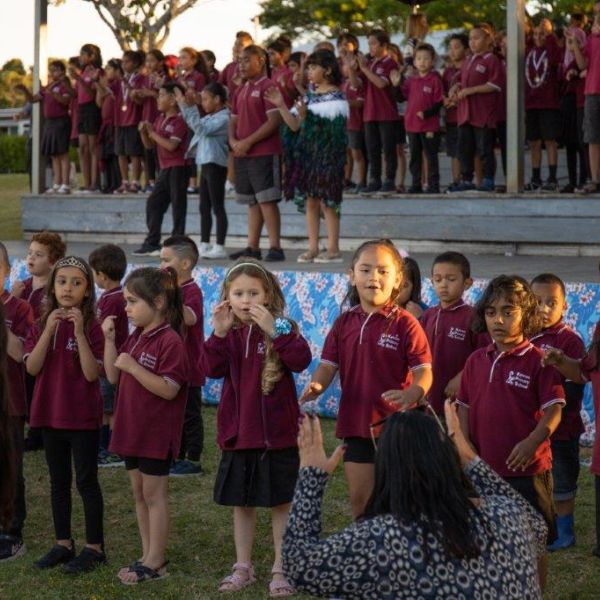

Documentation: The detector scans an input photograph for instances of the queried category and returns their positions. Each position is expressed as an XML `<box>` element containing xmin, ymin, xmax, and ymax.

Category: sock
<box><xmin>100</xmin><ymin>424</ymin><xmax>110</xmax><ymax>451</ymax></box>
<box><xmin>549</xmin><ymin>164</ymin><xmax>557</xmax><ymax>180</ymax></box>
<box><xmin>532</xmin><ymin>167</ymin><xmax>541</xmax><ymax>182</ymax></box>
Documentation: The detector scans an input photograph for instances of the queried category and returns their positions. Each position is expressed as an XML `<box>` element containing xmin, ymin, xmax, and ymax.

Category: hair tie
<box><xmin>226</xmin><ymin>262</ymin><xmax>269</xmax><ymax>279</ymax></box>
<box><xmin>54</xmin><ymin>256</ymin><xmax>88</xmax><ymax>275</ymax></box>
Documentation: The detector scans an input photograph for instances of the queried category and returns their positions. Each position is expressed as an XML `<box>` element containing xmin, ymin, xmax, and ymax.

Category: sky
<box><xmin>0</xmin><ymin>0</ymin><xmax>266</xmax><ymax>71</ymax></box>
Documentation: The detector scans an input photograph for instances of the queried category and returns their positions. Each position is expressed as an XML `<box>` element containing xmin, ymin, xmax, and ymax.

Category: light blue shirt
<box><xmin>179</xmin><ymin>104</ymin><xmax>229</xmax><ymax>167</ymax></box>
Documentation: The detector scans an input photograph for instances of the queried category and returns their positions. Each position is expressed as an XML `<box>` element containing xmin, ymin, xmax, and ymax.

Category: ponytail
<box><xmin>161</xmin><ymin>267</ymin><xmax>184</xmax><ymax>336</ymax></box>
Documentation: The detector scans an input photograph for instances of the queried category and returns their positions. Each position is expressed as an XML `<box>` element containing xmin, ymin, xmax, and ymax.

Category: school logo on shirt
<box><xmin>251</xmin><ymin>90</ymin><xmax>260</xmax><ymax>98</ymax></box>
<box><xmin>66</xmin><ymin>337</ymin><xmax>79</xmax><ymax>352</ymax></box>
<box><xmin>376</xmin><ymin>68</ymin><xmax>385</xmax><ymax>75</ymax></box>
<box><xmin>475</xmin><ymin>64</ymin><xmax>487</xmax><ymax>74</ymax></box>
<box><xmin>138</xmin><ymin>352</ymin><xmax>157</xmax><ymax>370</ymax></box>
<box><xmin>448</xmin><ymin>327</ymin><xmax>467</xmax><ymax>341</ymax></box>
<box><xmin>377</xmin><ymin>333</ymin><xmax>400</xmax><ymax>351</ymax></box>
<box><xmin>257</xmin><ymin>342</ymin><xmax>265</xmax><ymax>355</ymax></box>
<box><xmin>423</xmin><ymin>86</ymin><xmax>432</xmax><ymax>93</ymax></box>
<box><xmin>506</xmin><ymin>370</ymin><xmax>531</xmax><ymax>390</ymax></box>
<box><xmin>166</xmin><ymin>125</ymin><xmax>175</xmax><ymax>133</ymax></box>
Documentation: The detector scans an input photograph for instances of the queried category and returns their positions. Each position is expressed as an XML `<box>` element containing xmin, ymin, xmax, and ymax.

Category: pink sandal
<box><xmin>269</xmin><ymin>568</ymin><xmax>295</xmax><ymax>598</ymax></box>
<box><xmin>218</xmin><ymin>562</ymin><xmax>256</xmax><ymax>593</ymax></box>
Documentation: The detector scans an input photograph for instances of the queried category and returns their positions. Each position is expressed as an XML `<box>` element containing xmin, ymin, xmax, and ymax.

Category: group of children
<box><xmin>1</xmin><ymin>233</ymin><xmax>600</xmax><ymax>594</ymax></box>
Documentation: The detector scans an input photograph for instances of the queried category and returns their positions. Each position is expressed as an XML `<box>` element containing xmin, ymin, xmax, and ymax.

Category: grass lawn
<box><xmin>0</xmin><ymin>173</ymin><xmax>27</xmax><ymax>240</ymax></box>
<box><xmin>0</xmin><ymin>408</ymin><xmax>598</xmax><ymax>599</ymax></box>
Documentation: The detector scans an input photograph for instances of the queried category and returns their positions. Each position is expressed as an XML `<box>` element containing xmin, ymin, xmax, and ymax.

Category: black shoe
<box><xmin>427</xmin><ymin>186</ymin><xmax>441</xmax><ymax>194</ymax></box>
<box><xmin>524</xmin><ymin>180</ymin><xmax>542</xmax><ymax>192</ymax></box>
<box><xmin>364</xmin><ymin>181</ymin><xmax>381</xmax><ymax>194</ymax></box>
<box><xmin>264</xmin><ymin>247</ymin><xmax>285</xmax><ymax>262</ymax></box>
<box><xmin>380</xmin><ymin>180</ymin><xmax>395</xmax><ymax>193</ymax></box>
<box><xmin>407</xmin><ymin>185</ymin><xmax>423</xmax><ymax>194</ymax></box>
<box><xmin>0</xmin><ymin>534</ymin><xmax>26</xmax><ymax>562</ymax></box>
<box><xmin>132</xmin><ymin>244</ymin><xmax>161</xmax><ymax>257</ymax></box>
<box><xmin>228</xmin><ymin>247</ymin><xmax>262</xmax><ymax>260</ymax></box>
<box><xmin>560</xmin><ymin>183</ymin><xmax>575</xmax><ymax>193</ymax></box>
<box><xmin>541</xmin><ymin>178</ymin><xmax>558</xmax><ymax>192</ymax></box>
<box><xmin>63</xmin><ymin>546</ymin><xmax>106</xmax><ymax>574</ymax></box>
<box><xmin>34</xmin><ymin>542</ymin><xmax>76</xmax><ymax>569</ymax></box>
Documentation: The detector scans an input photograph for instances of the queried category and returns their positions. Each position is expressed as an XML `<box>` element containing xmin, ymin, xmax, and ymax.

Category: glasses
<box><xmin>369</xmin><ymin>401</ymin><xmax>446</xmax><ymax>451</ymax></box>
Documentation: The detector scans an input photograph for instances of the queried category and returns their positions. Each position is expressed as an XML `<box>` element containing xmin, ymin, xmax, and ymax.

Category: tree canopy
<box><xmin>0</xmin><ymin>60</ymin><xmax>32</xmax><ymax>108</ymax></box>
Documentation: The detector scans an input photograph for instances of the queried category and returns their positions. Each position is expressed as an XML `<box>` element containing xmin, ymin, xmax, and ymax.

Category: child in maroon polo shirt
<box><xmin>530</xmin><ymin>273</ymin><xmax>586</xmax><ymax>551</ymax></box>
<box><xmin>103</xmin><ymin>267</ymin><xmax>188</xmax><ymax>584</ymax></box>
<box><xmin>0</xmin><ymin>243</ymin><xmax>33</xmax><ymax>562</ymax></box>
<box><xmin>89</xmin><ymin>244</ymin><xmax>128</xmax><ymax>465</ymax></box>
<box><xmin>159</xmin><ymin>236</ymin><xmax>205</xmax><ymax>476</ymax></box>
<box><xmin>202</xmin><ymin>260</ymin><xmax>311</xmax><ymax>596</ymax></box>
<box><xmin>302</xmin><ymin>240</ymin><xmax>432</xmax><ymax>519</ymax></box>
<box><xmin>457</xmin><ymin>275</ymin><xmax>565</xmax><ymax>591</ymax></box>
<box><xmin>24</xmin><ymin>256</ymin><xmax>106</xmax><ymax>574</ymax></box>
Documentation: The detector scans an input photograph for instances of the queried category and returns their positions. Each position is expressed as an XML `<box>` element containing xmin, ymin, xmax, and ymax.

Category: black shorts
<box><xmin>115</xmin><ymin>125</ymin><xmax>144</xmax><ymax>157</ymax></box>
<box><xmin>396</xmin><ymin>119</ymin><xmax>407</xmax><ymax>145</ymax></box>
<box><xmin>343</xmin><ymin>437</ymin><xmax>376</xmax><ymax>464</ymax></box>
<box><xmin>234</xmin><ymin>154</ymin><xmax>282</xmax><ymax>205</ymax></box>
<box><xmin>551</xmin><ymin>438</ymin><xmax>580</xmax><ymax>501</ymax></box>
<box><xmin>584</xmin><ymin>94</ymin><xmax>600</xmax><ymax>144</ymax></box>
<box><xmin>347</xmin><ymin>129</ymin><xmax>366</xmax><ymax>151</ymax></box>
<box><xmin>78</xmin><ymin>101</ymin><xmax>102</xmax><ymax>135</ymax></box>
<box><xmin>124</xmin><ymin>454</ymin><xmax>172</xmax><ymax>476</ymax></box>
<box><xmin>445</xmin><ymin>122</ymin><xmax>459</xmax><ymax>158</ymax></box>
<box><xmin>525</xmin><ymin>108</ymin><xmax>562</xmax><ymax>142</ymax></box>
<box><xmin>507</xmin><ymin>471</ymin><xmax>557</xmax><ymax>544</ymax></box>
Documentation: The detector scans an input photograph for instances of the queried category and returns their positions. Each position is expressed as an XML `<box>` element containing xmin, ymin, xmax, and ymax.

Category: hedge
<box><xmin>0</xmin><ymin>135</ymin><xmax>79</xmax><ymax>174</ymax></box>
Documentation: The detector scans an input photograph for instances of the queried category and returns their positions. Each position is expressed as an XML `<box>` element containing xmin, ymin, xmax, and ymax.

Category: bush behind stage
<box><xmin>8</xmin><ymin>260</ymin><xmax>599</xmax><ymax>445</ymax></box>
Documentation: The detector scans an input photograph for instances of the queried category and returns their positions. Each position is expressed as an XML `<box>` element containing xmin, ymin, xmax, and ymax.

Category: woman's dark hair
<box><xmin>123</xmin><ymin>50</ymin><xmax>145</xmax><ymax>69</ymax></box>
<box><xmin>180</xmin><ymin>47</ymin><xmax>210</xmax><ymax>80</ymax></box>
<box><xmin>402</xmin><ymin>257</ymin><xmax>422</xmax><ymax>305</ymax></box>
<box><xmin>305</xmin><ymin>49</ymin><xmax>342</xmax><ymax>85</ymax></box>
<box><xmin>106</xmin><ymin>58</ymin><xmax>123</xmax><ymax>76</ymax></box>
<box><xmin>49</xmin><ymin>60</ymin><xmax>66</xmax><ymax>72</ymax></box>
<box><xmin>342</xmin><ymin>239</ymin><xmax>405</xmax><ymax>309</ymax></box>
<box><xmin>362</xmin><ymin>410</ymin><xmax>480</xmax><ymax>559</ymax></box>
<box><xmin>124</xmin><ymin>267</ymin><xmax>184</xmax><ymax>336</ymax></box>
<box><xmin>337</xmin><ymin>32</ymin><xmax>360</xmax><ymax>52</ymax></box>
<box><xmin>289</xmin><ymin>51</ymin><xmax>306</xmax><ymax>65</ymax></box>
<box><xmin>202</xmin><ymin>81</ymin><xmax>227</xmax><ymax>104</ymax></box>
<box><xmin>201</xmin><ymin>49</ymin><xmax>216</xmax><ymax>64</ymax></box>
<box><xmin>0</xmin><ymin>304</ymin><xmax>16</xmax><ymax>530</ymax></box>
<box><xmin>80</xmin><ymin>43</ymin><xmax>102</xmax><ymax>68</ymax></box>
<box><xmin>368</xmin><ymin>28</ymin><xmax>390</xmax><ymax>47</ymax></box>
<box><xmin>243</xmin><ymin>45</ymin><xmax>272</xmax><ymax>79</ymax></box>
<box><xmin>472</xmin><ymin>275</ymin><xmax>542</xmax><ymax>338</ymax></box>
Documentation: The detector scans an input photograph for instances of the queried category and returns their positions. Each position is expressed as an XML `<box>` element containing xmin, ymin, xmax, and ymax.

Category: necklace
<box><xmin>525</xmin><ymin>49</ymin><xmax>548</xmax><ymax>89</ymax></box>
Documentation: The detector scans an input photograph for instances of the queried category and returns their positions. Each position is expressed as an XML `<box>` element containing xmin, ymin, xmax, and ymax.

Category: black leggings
<box><xmin>178</xmin><ymin>387</ymin><xmax>204</xmax><ymax>462</ymax></box>
<box><xmin>364</xmin><ymin>121</ymin><xmax>397</xmax><ymax>184</ymax></box>
<box><xmin>42</xmin><ymin>428</ymin><xmax>104</xmax><ymax>545</ymax></box>
<box><xmin>199</xmin><ymin>163</ymin><xmax>228</xmax><ymax>245</ymax></box>
<box><xmin>3</xmin><ymin>417</ymin><xmax>26</xmax><ymax>539</ymax></box>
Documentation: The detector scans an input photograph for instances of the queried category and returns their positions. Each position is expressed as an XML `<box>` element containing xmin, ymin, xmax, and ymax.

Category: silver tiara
<box><xmin>226</xmin><ymin>261</ymin><xmax>269</xmax><ymax>279</ymax></box>
<box><xmin>54</xmin><ymin>256</ymin><xmax>88</xmax><ymax>274</ymax></box>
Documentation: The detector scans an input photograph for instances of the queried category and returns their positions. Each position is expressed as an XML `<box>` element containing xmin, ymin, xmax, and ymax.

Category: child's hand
<box><xmin>381</xmin><ymin>388</ymin><xmax>420</xmax><ymax>409</ymax></box>
<box><xmin>173</xmin><ymin>86</ymin><xmax>185</xmax><ymax>103</ymax></box>
<box><xmin>184</xmin><ymin>88</ymin><xmax>197</xmax><ymax>105</ymax></box>
<box><xmin>444</xmin><ymin>373</ymin><xmax>462</xmax><ymax>400</ymax></box>
<box><xmin>404</xmin><ymin>300</ymin><xmax>424</xmax><ymax>319</ymax></box>
<box><xmin>11</xmin><ymin>280</ymin><xmax>25</xmax><ymax>298</ymax></box>
<box><xmin>114</xmin><ymin>352</ymin><xmax>138</xmax><ymax>374</ymax></box>
<box><xmin>101</xmin><ymin>315</ymin><xmax>116</xmax><ymax>342</ymax></box>
<box><xmin>456</xmin><ymin>87</ymin><xmax>471</xmax><ymax>100</ymax></box>
<box><xmin>541</xmin><ymin>347</ymin><xmax>564</xmax><ymax>367</ymax></box>
<box><xmin>248</xmin><ymin>304</ymin><xmax>275</xmax><ymax>335</ymax></box>
<box><xmin>45</xmin><ymin>308</ymin><xmax>67</xmax><ymax>334</ymax></box>
<box><xmin>416</xmin><ymin>111</ymin><xmax>424</xmax><ymax>120</ymax></box>
<box><xmin>264</xmin><ymin>86</ymin><xmax>285</xmax><ymax>108</ymax></box>
<box><xmin>212</xmin><ymin>301</ymin><xmax>234</xmax><ymax>337</ymax></box>
<box><xmin>390</xmin><ymin>69</ymin><xmax>401</xmax><ymax>87</ymax></box>
<box><xmin>232</xmin><ymin>138</ymin><xmax>252</xmax><ymax>157</ymax></box>
<box><xmin>506</xmin><ymin>436</ymin><xmax>538</xmax><ymax>472</ymax></box>
<box><xmin>356</xmin><ymin>52</ymin><xmax>369</xmax><ymax>70</ymax></box>
<box><xmin>299</xmin><ymin>381</ymin><xmax>324</xmax><ymax>404</ymax></box>
<box><xmin>295</xmin><ymin>97</ymin><xmax>307</xmax><ymax>120</ymax></box>
<box><xmin>138</xmin><ymin>121</ymin><xmax>147</xmax><ymax>133</ymax></box>
<box><xmin>66</xmin><ymin>307</ymin><xmax>85</xmax><ymax>337</ymax></box>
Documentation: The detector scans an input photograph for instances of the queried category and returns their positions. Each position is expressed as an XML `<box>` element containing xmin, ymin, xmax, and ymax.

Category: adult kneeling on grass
<box><xmin>282</xmin><ymin>401</ymin><xmax>547</xmax><ymax>599</ymax></box>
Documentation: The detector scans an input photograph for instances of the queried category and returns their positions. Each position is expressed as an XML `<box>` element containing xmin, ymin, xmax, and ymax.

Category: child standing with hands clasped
<box><xmin>301</xmin><ymin>240</ymin><xmax>433</xmax><ymax>518</ymax></box>
<box><xmin>24</xmin><ymin>256</ymin><xmax>106</xmax><ymax>574</ymax></box>
<box><xmin>201</xmin><ymin>260</ymin><xmax>311</xmax><ymax>597</ymax></box>
<box><xmin>103</xmin><ymin>267</ymin><xmax>188</xmax><ymax>584</ymax></box>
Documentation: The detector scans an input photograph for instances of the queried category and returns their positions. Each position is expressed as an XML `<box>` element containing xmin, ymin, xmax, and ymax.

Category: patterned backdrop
<box><xmin>7</xmin><ymin>260</ymin><xmax>599</xmax><ymax>444</ymax></box>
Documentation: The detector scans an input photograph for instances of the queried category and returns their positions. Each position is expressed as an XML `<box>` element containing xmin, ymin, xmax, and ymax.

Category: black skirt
<box><xmin>78</xmin><ymin>101</ymin><xmax>101</xmax><ymax>135</ymax></box>
<box><xmin>41</xmin><ymin>116</ymin><xmax>70</xmax><ymax>157</ymax></box>
<box><xmin>213</xmin><ymin>447</ymin><xmax>299</xmax><ymax>508</ymax></box>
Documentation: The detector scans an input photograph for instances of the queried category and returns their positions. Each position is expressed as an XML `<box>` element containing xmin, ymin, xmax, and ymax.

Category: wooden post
<box><xmin>32</xmin><ymin>0</ymin><xmax>48</xmax><ymax>194</ymax></box>
<box><xmin>506</xmin><ymin>0</ymin><xmax>525</xmax><ymax>193</ymax></box>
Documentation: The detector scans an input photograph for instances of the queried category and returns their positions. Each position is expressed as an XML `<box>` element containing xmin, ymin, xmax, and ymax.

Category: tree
<box><xmin>50</xmin><ymin>0</ymin><xmax>200</xmax><ymax>51</ymax></box>
<box><xmin>0</xmin><ymin>60</ymin><xmax>32</xmax><ymax>108</ymax></box>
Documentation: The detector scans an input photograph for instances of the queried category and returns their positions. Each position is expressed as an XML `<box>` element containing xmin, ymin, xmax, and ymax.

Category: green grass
<box><xmin>0</xmin><ymin>408</ymin><xmax>599</xmax><ymax>599</ymax></box>
<box><xmin>0</xmin><ymin>173</ymin><xmax>26</xmax><ymax>240</ymax></box>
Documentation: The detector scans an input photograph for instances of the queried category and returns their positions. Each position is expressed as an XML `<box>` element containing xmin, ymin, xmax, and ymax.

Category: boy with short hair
<box><xmin>159</xmin><ymin>235</ymin><xmax>204</xmax><ymax>475</ymax></box>
<box><xmin>420</xmin><ymin>252</ymin><xmax>482</xmax><ymax>414</ymax></box>
<box><xmin>530</xmin><ymin>273</ymin><xmax>586</xmax><ymax>550</ymax></box>
<box><xmin>89</xmin><ymin>243</ymin><xmax>128</xmax><ymax>467</ymax></box>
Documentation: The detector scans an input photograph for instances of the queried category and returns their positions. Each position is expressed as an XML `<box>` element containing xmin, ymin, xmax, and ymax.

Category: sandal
<box><xmin>119</xmin><ymin>560</ymin><xmax>169</xmax><ymax>585</ymax></box>
<box><xmin>270</xmin><ymin>568</ymin><xmax>295</xmax><ymax>598</ymax></box>
<box><xmin>218</xmin><ymin>562</ymin><xmax>256</xmax><ymax>593</ymax></box>
<box><xmin>297</xmin><ymin>251</ymin><xmax>319</xmax><ymax>264</ymax></box>
<box><xmin>313</xmin><ymin>251</ymin><xmax>343</xmax><ymax>264</ymax></box>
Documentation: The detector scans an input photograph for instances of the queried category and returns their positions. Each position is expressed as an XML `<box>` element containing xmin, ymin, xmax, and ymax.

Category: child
<box><xmin>113</xmin><ymin>50</ymin><xmax>145</xmax><ymax>194</ymax></box>
<box><xmin>268</xmin><ymin>50</ymin><xmax>348</xmax><ymax>264</ymax></box>
<box><xmin>228</xmin><ymin>45</ymin><xmax>285</xmax><ymax>262</ymax></box>
<box><xmin>133</xmin><ymin>82</ymin><xmax>189</xmax><ymax>257</ymax></box>
<box><xmin>530</xmin><ymin>273</ymin><xmax>585</xmax><ymax>550</ymax></box>
<box><xmin>449</xmin><ymin>23</ymin><xmax>502</xmax><ymax>192</ymax></box>
<box><xmin>397</xmin><ymin>256</ymin><xmax>428</xmax><ymax>319</ymax></box>
<box><xmin>388</xmin><ymin>43</ymin><xmax>408</xmax><ymax>193</ymax></box>
<box><xmin>268</xmin><ymin>39</ymin><xmax>295</xmax><ymax>106</ymax></box>
<box><xmin>0</xmin><ymin>243</ymin><xmax>33</xmax><ymax>562</ymax></box>
<box><xmin>159</xmin><ymin>236</ymin><xmax>204</xmax><ymax>476</ymax></box>
<box><xmin>88</xmin><ymin>244</ymin><xmax>128</xmax><ymax>466</ymax></box>
<box><xmin>524</xmin><ymin>22</ymin><xmax>563</xmax><ymax>191</ymax></box>
<box><xmin>201</xmin><ymin>260</ymin><xmax>310</xmax><ymax>595</ymax></box>
<box><xmin>201</xmin><ymin>49</ymin><xmax>220</xmax><ymax>83</ymax></box>
<box><xmin>399</xmin><ymin>43</ymin><xmax>443</xmax><ymax>194</ymax></box>
<box><xmin>176</xmin><ymin>82</ymin><xmax>230</xmax><ymax>259</ymax></box>
<box><xmin>24</xmin><ymin>256</ymin><xmax>106</xmax><ymax>573</ymax></box>
<box><xmin>219</xmin><ymin>31</ymin><xmax>254</xmax><ymax>101</ymax></box>
<box><xmin>301</xmin><ymin>240</ymin><xmax>432</xmax><ymax>518</ymax></box>
<box><xmin>420</xmin><ymin>252</ymin><xmax>484</xmax><ymax>415</ymax></box>
<box><xmin>103</xmin><ymin>267</ymin><xmax>187</xmax><ymax>584</ymax></box>
<box><xmin>457</xmin><ymin>275</ymin><xmax>565</xmax><ymax>590</ymax></box>
<box><xmin>16</xmin><ymin>61</ymin><xmax>73</xmax><ymax>194</ymax></box>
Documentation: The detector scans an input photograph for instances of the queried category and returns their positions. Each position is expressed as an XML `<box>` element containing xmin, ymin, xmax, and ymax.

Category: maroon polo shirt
<box><xmin>401</xmin><ymin>71</ymin><xmax>444</xmax><ymax>133</ymax></box>
<box><xmin>141</xmin><ymin>73</ymin><xmax>162</xmax><ymax>123</ymax></box>
<box><xmin>584</xmin><ymin>34</ymin><xmax>600</xmax><ymax>95</ymax></box>
<box><xmin>96</xmin><ymin>286</ymin><xmax>128</xmax><ymax>351</ymax></box>
<box><xmin>180</xmin><ymin>70</ymin><xmax>207</xmax><ymax>93</ymax></box>
<box><xmin>457</xmin><ymin>340</ymin><xmax>565</xmax><ymax>478</ymax></box>
<box><xmin>525</xmin><ymin>38</ymin><xmax>562</xmax><ymax>110</ymax></box>
<box><xmin>77</xmin><ymin>66</ymin><xmax>102</xmax><ymax>105</ymax></box>
<box><xmin>201</xmin><ymin>324</ymin><xmax>312</xmax><ymax>450</ymax></box>
<box><xmin>181</xmin><ymin>279</ymin><xmax>205</xmax><ymax>387</ymax></box>
<box><xmin>363</xmin><ymin>55</ymin><xmax>399</xmax><ymax>122</ymax></box>
<box><xmin>530</xmin><ymin>321</ymin><xmax>586</xmax><ymax>441</ymax></box>
<box><xmin>442</xmin><ymin>65</ymin><xmax>461</xmax><ymax>124</ymax></box>
<box><xmin>24</xmin><ymin>318</ymin><xmax>104</xmax><ymax>430</ymax></box>
<box><xmin>219</xmin><ymin>61</ymin><xmax>241</xmax><ymax>101</ymax></box>
<box><xmin>457</xmin><ymin>52</ymin><xmax>502</xmax><ymax>128</ymax></box>
<box><xmin>21</xmin><ymin>278</ymin><xmax>46</xmax><ymax>320</ymax></box>
<box><xmin>110</xmin><ymin>323</ymin><xmax>188</xmax><ymax>460</ymax></box>
<box><xmin>153</xmin><ymin>113</ymin><xmax>188</xmax><ymax>169</ymax></box>
<box><xmin>420</xmin><ymin>300</ymin><xmax>485</xmax><ymax>415</ymax></box>
<box><xmin>100</xmin><ymin>82</ymin><xmax>117</xmax><ymax>126</ymax></box>
<box><xmin>580</xmin><ymin>323</ymin><xmax>600</xmax><ymax>475</ymax></box>
<box><xmin>41</xmin><ymin>81</ymin><xmax>71</xmax><ymax>119</ymax></box>
<box><xmin>115</xmin><ymin>71</ymin><xmax>144</xmax><ymax>127</ymax></box>
<box><xmin>232</xmin><ymin>75</ymin><xmax>282</xmax><ymax>156</ymax></box>
<box><xmin>321</xmin><ymin>304</ymin><xmax>432</xmax><ymax>439</ymax></box>
<box><xmin>341</xmin><ymin>80</ymin><xmax>364</xmax><ymax>132</ymax></box>
<box><xmin>2</xmin><ymin>291</ymin><xmax>33</xmax><ymax>417</ymax></box>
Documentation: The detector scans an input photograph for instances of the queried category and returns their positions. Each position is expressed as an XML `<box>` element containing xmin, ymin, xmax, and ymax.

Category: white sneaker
<box><xmin>45</xmin><ymin>184</ymin><xmax>60</xmax><ymax>194</ymax></box>
<box><xmin>202</xmin><ymin>244</ymin><xmax>228</xmax><ymax>259</ymax></box>
<box><xmin>57</xmin><ymin>184</ymin><xmax>71</xmax><ymax>195</ymax></box>
<box><xmin>225</xmin><ymin>181</ymin><xmax>235</xmax><ymax>194</ymax></box>
<box><xmin>199</xmin><ymin>242</ymin><xmax>212</xmax><ymax>257</ymax></box>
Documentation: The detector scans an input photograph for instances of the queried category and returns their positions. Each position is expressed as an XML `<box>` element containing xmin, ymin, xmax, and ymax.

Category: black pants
<box><xmin>2</xmin><ymin>417</ymin><xmax>26</xmax><ymax>539</ymax></box>
<box><xmin>496</xmin><ymin>120</ymin><xmax>507</xmax><ymax>176</ymax></box>
<box><xmin>42</xmin><ymin>428</ymin><xmax>104</xmax><ymax>545</ymax></box>
<box><xmin>178</xmin><ymin>387</ymin><xmax>203</xmax><ymax>462</ymax></box>
<box><xmin>103</xmin><ymin>154</ymin><xmax>121</xmax><ymax>194</ymax></box>
<box><xmin>144</xmin><ymin>147</ymin><xmax>158</xmax><ymax>184</ymax></box>
<box><xmin>408</xmin><ymin>132</ymin><xmax>440</xmax><ymax>189</ymax></box>
<box><xmin>145</xmin><ymin>166</ymin><xmax>188</xmax><ymax>247</ymax></box>
<box><xmin>458</xmin><ymin>124</ymin><xmax>496</xmax><ymax>181</ymax></box>
<box><xmin>24</xmin><ymin>372</ymin><xmax>43</xmax><ymax>448</ymax></box>
<box><xmin>364</xmin><ymin>121</ymin><xmax>397</xmax><ymax>184</ymax></box>
<box><xmin>200</xmin><ymin>163</ymin><xmax>228</xmax><ymax>245</ymax></box>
